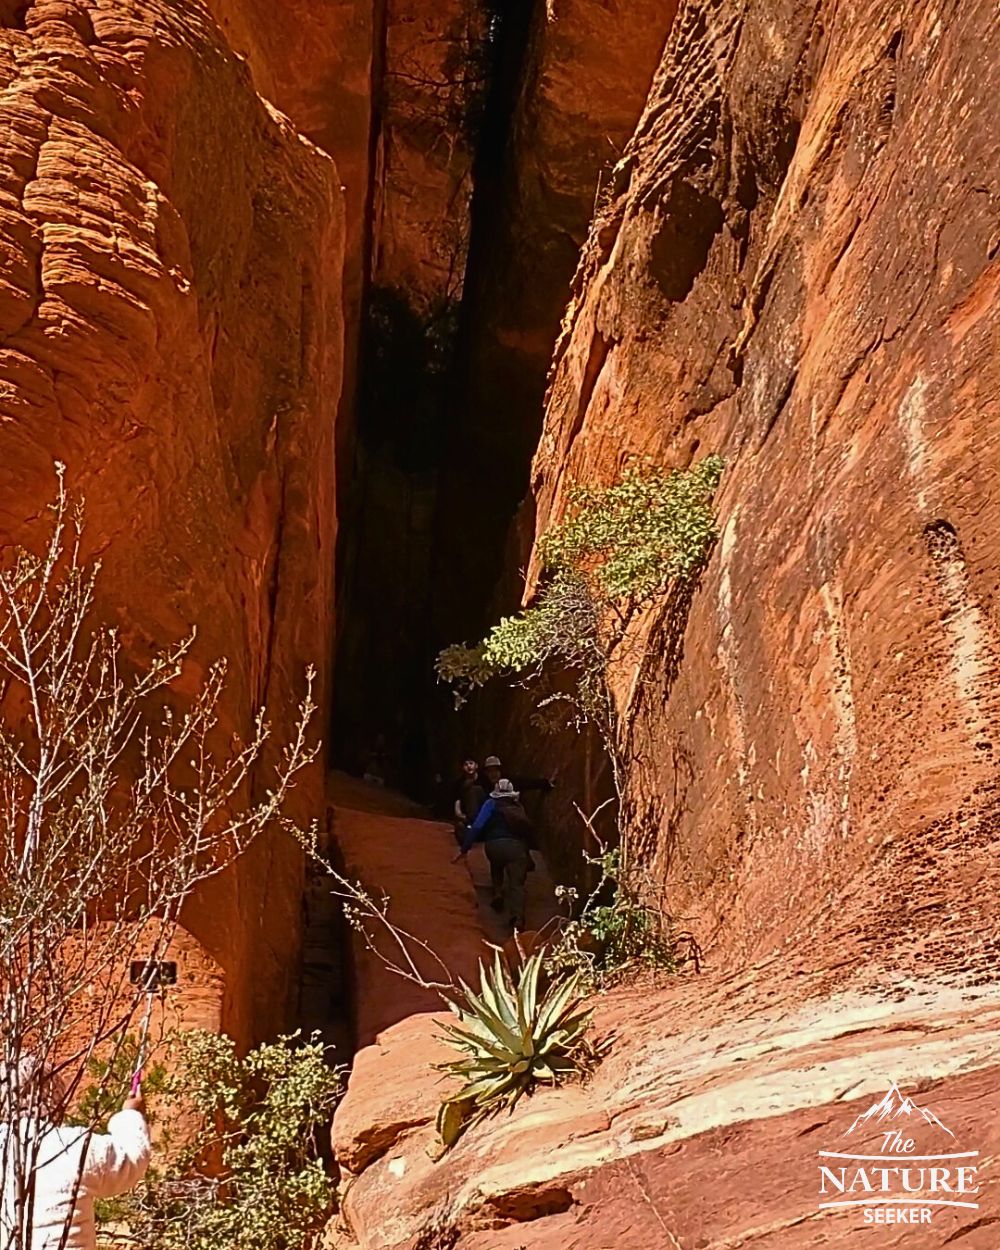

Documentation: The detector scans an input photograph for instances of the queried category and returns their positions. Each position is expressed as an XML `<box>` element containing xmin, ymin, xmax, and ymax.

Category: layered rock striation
<box><xmin>0</xmin><ymin>0</ymin><xmax>344</xmax><ymax>1042</ymax></box>
<box><xmin>523</xmin><ymin>0</ymin><xmax>1000</xmax><ymax>977</ymax></box>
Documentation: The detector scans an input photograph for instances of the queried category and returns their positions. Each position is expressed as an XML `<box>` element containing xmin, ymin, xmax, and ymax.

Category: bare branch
<box><xmin>0</xmin><ymin>476</ymin><xmax>319</xmax><ymax>1250</ymax></box>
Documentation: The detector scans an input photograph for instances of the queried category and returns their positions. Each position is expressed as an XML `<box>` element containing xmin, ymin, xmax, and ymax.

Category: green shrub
<box><xmin>547</xmin><ymin>849</ymin><xmax>676</xmax><ymax>987</ymax></box>
<box><xmin>107</xmin><ymin>1031</ymin><xmax>342</xmax><ymax>1250</ymax></box>
<box><xmin>435</xmin><ymin>951</ymin><xmax>599</xmax><ymax>1149</ymax></box>
<box><xmin>436</xmin><ymin>455</ymin><xmax>723</xmax><ymax>698</ymax></box>
<box><xmin>537</xmin><ymin>454</ymin><xmax>724</xmax><ymax>597</ymax></box>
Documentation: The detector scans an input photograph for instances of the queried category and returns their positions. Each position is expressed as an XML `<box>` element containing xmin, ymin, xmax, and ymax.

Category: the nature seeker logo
<box><xmin>818</xmin><ymin>1083</ymin><xmax>980</xmax><ymax>1226</ymax></box>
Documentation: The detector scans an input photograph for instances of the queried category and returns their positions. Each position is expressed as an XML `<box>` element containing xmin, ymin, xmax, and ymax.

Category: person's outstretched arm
<box><xmin>460</xmin><ymin>799</ymin><xmax>494</xmax><ymax>855</ymax></box>
<box><xmin>511</xmin><ymin>775</ymin><xmax>554</xmax><ymax>794</ymax></box>
<box><xmin>87</xmin><ymin>1095</ymin><xmax>152</xmax><ymax>1198</ymax></box>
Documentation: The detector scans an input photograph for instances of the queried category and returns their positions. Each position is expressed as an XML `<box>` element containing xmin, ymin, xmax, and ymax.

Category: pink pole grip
<box><xmin>129</xmin><ymin>1070</ymin><xmax>142</xmax><ymax>1098</ymax></box>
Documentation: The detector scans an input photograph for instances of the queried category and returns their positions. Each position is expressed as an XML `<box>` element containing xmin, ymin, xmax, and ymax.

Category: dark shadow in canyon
<box><xmin>331</xmin><ymin>0</ymin><xmax>540</xmax><ymax>795</ymax></box>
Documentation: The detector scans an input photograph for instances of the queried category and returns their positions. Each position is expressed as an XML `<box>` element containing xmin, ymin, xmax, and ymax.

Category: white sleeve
<box><xmin>86</xmin><ymin>1110</ymin><xmax>151</xmax><ymax>1198</ymax></box>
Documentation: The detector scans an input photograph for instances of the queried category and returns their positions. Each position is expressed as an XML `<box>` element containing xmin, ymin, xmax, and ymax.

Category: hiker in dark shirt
<box><xmin>459</xmin><ymin>779</ymin><xmax>534</xmax><ymax>930</ymax></box>
<box><xmin>451</xmin><ymin>757</ymin><xmax>487</xmax><ymax>844</ymax></box>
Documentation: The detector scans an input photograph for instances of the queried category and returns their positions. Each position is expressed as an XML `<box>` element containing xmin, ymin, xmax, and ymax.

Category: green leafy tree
<box><xmin>113</xmin><ymin>1031</ymin><xmax>342</xmax><ymax>1250</ymax></box>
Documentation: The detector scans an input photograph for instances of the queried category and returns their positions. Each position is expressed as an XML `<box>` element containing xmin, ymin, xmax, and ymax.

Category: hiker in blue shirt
<box><xmin>458</xmin><ymin>779</ymin><xmax>533</xmax><ymax>930</ymax></box>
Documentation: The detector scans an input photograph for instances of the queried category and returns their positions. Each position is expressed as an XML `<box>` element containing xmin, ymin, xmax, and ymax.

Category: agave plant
<box><xmin>435</xmin><ymin>949</ymin><xmax>598</xmax><ymax>1149</ymax></box>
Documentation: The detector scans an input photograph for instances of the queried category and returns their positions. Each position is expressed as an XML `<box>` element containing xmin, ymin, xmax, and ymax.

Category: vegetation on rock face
<box><xmin>101</xmin><ymin>1031</ymin><xmax>342</xmax><ymax>1250</ymax></box>
<box><xmin>436</xmin><ymin>455</ymin><xmax>724</xmax><ymax>875</ymax></box>
<box><xmin>435</xmin><ymin>951</ymin><xmax>600</xmax><ymax>1149</ymax></box>
<box><xmin>437</xmin><ymin>455</ymin><xmax>723</xmax><ymax>701</ymax></box>
<box><xmin>547</xmin><ymin>847</ymin><xmax>678</xmax><ymax>986</ymax></box>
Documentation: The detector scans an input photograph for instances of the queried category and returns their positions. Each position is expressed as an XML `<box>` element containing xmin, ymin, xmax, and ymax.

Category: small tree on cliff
<box><xmin>0</xmin><ymin>467</ymin><xmax>318</xmax><ymax>1250</ymax></box>
<box><xmin>436</xmin><ymin>455</ymin><xmax>724</xmax><ymax>875</ymax></box>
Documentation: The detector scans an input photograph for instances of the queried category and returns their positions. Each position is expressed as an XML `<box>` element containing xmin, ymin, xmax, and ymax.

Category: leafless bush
<box><xmin>0</xmin><ymin>467</ymin><xmax>318</xmax><ymax>1250</ymax></box>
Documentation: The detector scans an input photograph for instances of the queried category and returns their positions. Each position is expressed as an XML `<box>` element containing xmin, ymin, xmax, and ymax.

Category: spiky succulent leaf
<box><xmin>516</xmin><ymin>952</ymin><xmax>543</xmax><ymax>1030</ymax></box>
<box><xmin>452</xmin><ymin>986</ymin><xmax>524</xmax><ymax>1053</ymax></box>
<box><xmin>480</xmin><ymin>953</ymin><xmax>519</xmax><ymax>1031</ymax></box>
<box><xmin>437</xmin><ymin>1097</ymin><xmax>474</xmax><ymax>1148</ymax></box>
<box><xmin>439</xmin><ymin>1021</ymin><xmax>521</xmax><ymax>1064</ymax></box>
<box><xmin>435</xmin><ymin>949</ymin><xmax>603</xmax><ymax>1154</ymax></box>
<box><xmin>535</xmin><ymin>971</ymin><xmax>585</xmax><ymax>1038</ymax></box>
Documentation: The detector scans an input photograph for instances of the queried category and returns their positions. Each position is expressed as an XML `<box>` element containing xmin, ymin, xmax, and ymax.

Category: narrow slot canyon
<box><xmin>1</xmin><ymin>0</ymin><xmax>1000</xmax><ymax>1248</ymax></box>
<box><xmin>330</xmin><ymin>0</ymin><xmax>660</xmax><ymax>804</ymax></box>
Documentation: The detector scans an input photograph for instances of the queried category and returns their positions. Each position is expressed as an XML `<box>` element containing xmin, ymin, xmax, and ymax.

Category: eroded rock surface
<box><xmin>202</xmin><ymin>0</ymin><xmax>372</xmax><ymax>474</ymax></box>
<box><xmin>0</xmin><ymin>0</ymin><xmax>343</xmax><ymax>1042</ymax></box>
<box><xmin>329</xmin><ymin>791</ymin><xmax>1000</xmax><ymax>1249</ymax></box>
<box><xmin>331</xmin><ymin>2</ymin><xmax>1000</xmax><ymax>1245</ymax></box>
<box><xmin>519</xmin><ymin>0</ymin><xmax>1000</xmax><ymax>976</ymax></box>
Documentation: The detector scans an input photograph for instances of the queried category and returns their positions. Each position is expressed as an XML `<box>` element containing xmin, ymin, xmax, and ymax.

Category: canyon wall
<box><xmin>436</xmin><ymin>0</ymin><xmax>678</xmax><ymax>646</ymax></box>
<box><xmin>521</xmin><ymin>0</ymin><xmax>1000</xmax><ymax>977</ymax></box>
<box><xmin>332</xmin><ymin>0</ymin><xmax>485</xmax><ymax>789</ymax></box>
<box><xmin>202</xmin><ymin>0</ymin><xmax>371</xmax><ymax>481</ymax></box>
<box><xmin>0</xmin><ymin>0</ymin><xmax>344</xmax><ymax>1043</ymax></box>
<box><xmin>329</xmin><ymin>8</ymin><xmax>1000</xmax><ymax>1243</ymax></box>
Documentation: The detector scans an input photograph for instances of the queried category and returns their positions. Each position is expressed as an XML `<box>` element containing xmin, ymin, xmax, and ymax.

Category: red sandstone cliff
<box><xmin>523</xmin><ymin>0</ymin><xmax>1000</xmax><ymax>976</ymax></box>
<box><xmin>328</xmin><ymin>1</ymin><xmax>1000</xmax><ymax>1246</ymax></box>
<box><xmin>0</xmin><ymin>0</ymin><xmax>344</xmax><ymax>1042</ymax></box>
<box><xmin>4</xmin><ymin>0</ymin><xmax>1000</xmax><ymax>1243</ymax></box>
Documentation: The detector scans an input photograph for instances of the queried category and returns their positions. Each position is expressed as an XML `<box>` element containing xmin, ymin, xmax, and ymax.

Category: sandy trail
<box><xmin>325</xmin><ymin>773</ymin><xmax>559</xmax><ymax>1046</ymax></box>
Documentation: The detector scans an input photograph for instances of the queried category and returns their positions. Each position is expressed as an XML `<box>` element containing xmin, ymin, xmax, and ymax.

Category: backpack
<box><xmin>497</xmin><ymin>801</ymin><xmax>535</xmax><ymax>847</ymax></box>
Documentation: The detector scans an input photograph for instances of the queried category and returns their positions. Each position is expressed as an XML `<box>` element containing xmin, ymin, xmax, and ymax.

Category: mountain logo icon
<box><xmin>844</xmin><ymin>1083</ymin><xmax>955</xmax><ymax>1139</ymax></box>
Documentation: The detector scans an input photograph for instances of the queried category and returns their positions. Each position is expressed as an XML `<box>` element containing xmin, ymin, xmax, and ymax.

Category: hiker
<box><xmin>458</xmin><ymin>779</ymin><xmax>535</xmax><ymax>930</ymax></box>
<box><xmin>480</xmin><ymin>755</ymin><xmax>552</xmax><ymax>871</ymax></box>
<box><xmin>452</xmin><ymin>758</ymin><xmax>487</xmax><ymax>844</ymax></box>
<box><xmin>0</xmin><ymin>1055</ymin><xmax>151</xmax><ymax>1249</ymax></box>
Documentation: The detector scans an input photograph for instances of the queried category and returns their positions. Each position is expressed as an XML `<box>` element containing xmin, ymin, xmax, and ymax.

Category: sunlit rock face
<box><xmin>4</xmin><ymin>0</ymin><xmax>999</xmax><ymax>1239</ymax></box>
<box><xmin>520</xmin><ymin>0</ymin><xmax>1000</xmax><ymax>980</ymax></box>
<box><xmin>0</xmin><ymin>0</ymin><xmax>344</xmax><ymax>1043</ymax></box>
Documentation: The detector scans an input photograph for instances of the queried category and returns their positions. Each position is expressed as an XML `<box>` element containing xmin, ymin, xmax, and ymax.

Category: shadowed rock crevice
<box><xmin>0</xmin><ymin>0</ymin><xmax>28</xmax><ymax>29</ymax></box>
<box><xmin>650</xmin><ymin>180</ymin><xmax>725</xmax><ymax>302</ymax></box>
<box><xmin>331</xmin><ymin>0</ymin><xmax>682</xmax><ymax>788</ymax></box>
<box><xmin>330</xmin><ymin>0</ymin><xmax>511</xmax><ymax>786</ymax></box>
<box><xmin>480</xmin><ymin>1184</ymin><xmax>576</xmax><ymax>1224</ymax></box>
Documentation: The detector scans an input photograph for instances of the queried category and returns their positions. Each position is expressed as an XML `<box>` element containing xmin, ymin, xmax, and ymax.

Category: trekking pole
<box><xmin>130</xmin><ymin>994</ymin><xmax>154</xmax><ymax>1097</ymax></box>
<box><xmin>128</xmin><ymin>960</ymin><xmax>177</xmax><ymax>1096</ymax></box>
